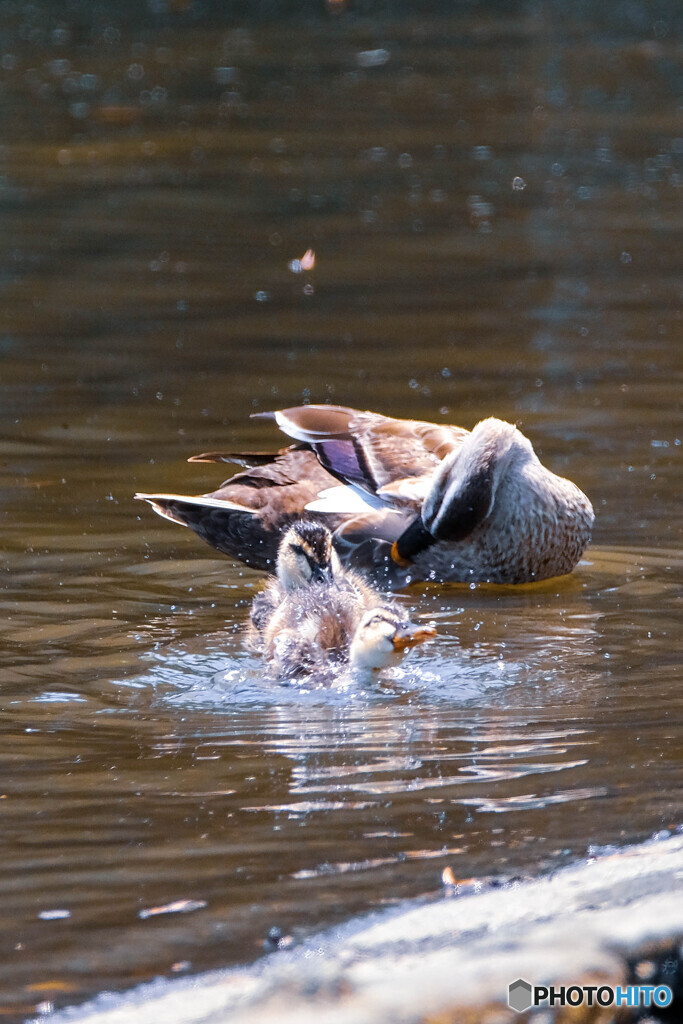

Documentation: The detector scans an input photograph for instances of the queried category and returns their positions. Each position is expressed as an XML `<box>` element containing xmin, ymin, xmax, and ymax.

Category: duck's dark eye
<box><xmin>290</xmin><ymin>544</ymin><xmax>305</xmax><ymax>556</ymax></box>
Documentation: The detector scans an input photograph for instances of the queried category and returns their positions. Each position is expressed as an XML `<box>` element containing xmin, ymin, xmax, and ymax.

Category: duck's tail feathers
<box><xmin>188</xmin><ymin>452</ymin><xmax>280</xmax><ymax>467</ymax></box>
<box><xmin>134</xmin><ymin>492</ymin><xmax>275</xmax><ymax>568</ymax></box>
<box><xmin>188</xmin><ymin>444</ymin><xmax>307</xmax><ymax>469</ymax></box>
<box><xmin>134</xmin><ymin>491</ymin><xmax>256</xmax><ymax>527</ymax></box>
<box><xmin>135</xmin><ymin>492</ymin><xmax>255</xmax><ymax>513</ymax></box>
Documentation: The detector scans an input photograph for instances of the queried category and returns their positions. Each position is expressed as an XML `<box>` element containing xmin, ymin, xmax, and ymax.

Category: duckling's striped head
<box><xmin>276</xmin><ymin>520</ymin><xmax>342</xmax><ymax>590</ymax></box>
<box><xmin>349</xmin><ymin>606</ymin><xmax>437</xmax><ymax>673</ymax></box>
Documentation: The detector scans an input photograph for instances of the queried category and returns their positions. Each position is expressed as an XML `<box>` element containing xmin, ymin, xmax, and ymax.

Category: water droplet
<box><xmin>356</xmin><ymin>48</ymin><xmax>390</xmax><ymax>68</ymax></box>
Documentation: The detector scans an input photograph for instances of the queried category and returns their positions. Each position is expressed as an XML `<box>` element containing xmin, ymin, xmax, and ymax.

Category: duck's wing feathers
<box><xmin>350</xmin><ymin>409</ymin><xmax>469</xmax><ymax>486</ymax></box>
<box><xmin>189</xmin><ymin>451</ymin><xmax>287</xmax><ymax>468</ymax></box>
<box><xmin>330</xmin><ymin>509</ymin><xmax>411</xmax><ymax>583</ymax></box>
<box><xmin>376</xmin><ymin>476</ymin><xmax>432</xmax><ymax>506</ymax></box>
<box><xmin>188</xmin><ymin>443</ymin><xmax>310</xmax><ymax>469</ymax></box>
<box><xmin>305</xmin><ymin>485</ymin><xmax>386</xmax><ymax>515</ymax></box>
<box><xmin>258</xmin><ymin>405</ymin><xmax>469</xmax><ymax>503</ymax></box>
<box><xmin>206</xmin><ymin>447</ymin><xmax>334</xmax><ymax>519</ymax></box>
<box><xmin>253</xmin><ymin>405</ymin><xmax>357</xmax><ymax>443</ymax></box>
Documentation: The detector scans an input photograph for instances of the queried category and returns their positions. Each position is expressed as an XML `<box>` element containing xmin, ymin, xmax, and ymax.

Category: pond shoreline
<box><xmin>39</xmin><ymin>831</ymin><xmax>683</xmax><ymax>1024</ymax></box>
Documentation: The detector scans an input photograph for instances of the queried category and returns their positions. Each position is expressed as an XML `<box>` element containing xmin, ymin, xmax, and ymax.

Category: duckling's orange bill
<box><xmin>391</xmin><ymin>624</ymin><xmax>437</xmax><ymax>650</ymax></box>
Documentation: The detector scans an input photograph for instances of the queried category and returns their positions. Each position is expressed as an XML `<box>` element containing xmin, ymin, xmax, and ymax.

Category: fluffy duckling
<box><xmin>247</xmin><ymin>521</ymin><xmax>435</xmax><ymax>681</ymax></box>
<box><xmin>277</xmin><ymin>518</ymin><xmax>339</xmax><ymax>587</ymax></box>
<box><xmin>247</xmin><ymin>519</ymin><xmax>376</xmax><ymax>646</ymax></box>
<box><xmin>261</xmin><ymin>591</ymin><xmax>435</xmax><ymax>683</ymax></box>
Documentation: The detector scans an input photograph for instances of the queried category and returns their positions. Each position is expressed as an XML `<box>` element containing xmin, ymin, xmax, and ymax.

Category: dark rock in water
<box><xmin>263</xmin><ymin>926</ymin><xmax>294</xmax><ymax>952</ymax></box>
<box><xmin>31</xmin><ymin>834</ymin><xmax>683</xmax><ymax>1024</ymax></box>
<box><xmin>263</xmin><ymin>925</ymin><xmax>283</xmax><ymax>950</ymax></box>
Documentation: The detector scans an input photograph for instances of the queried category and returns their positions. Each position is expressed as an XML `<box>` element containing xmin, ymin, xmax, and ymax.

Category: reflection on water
<box><xmin>1</xmin><ymin>1</ymin><xmax>681</xmax><ymax>1017</ymax></box>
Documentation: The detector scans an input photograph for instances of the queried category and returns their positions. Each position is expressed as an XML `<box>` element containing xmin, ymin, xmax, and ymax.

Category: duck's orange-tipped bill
<box><xmin>392</xmin><ymin>517</ymin><xmax>436</xmax><ymax>565</ymax></box>
<box><xmin>392</xmin><ymin>623</ymin><xmax>437</xmax><ymax>650</ymax></box>
<box><xmin>390</xmin><ymin>541</ymin><xmax>413</xmax><ymax>567</ymax></box>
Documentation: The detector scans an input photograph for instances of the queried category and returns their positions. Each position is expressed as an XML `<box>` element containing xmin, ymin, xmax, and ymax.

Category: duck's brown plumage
<box><xmin>140</xmin><ymin>446</ymin><xmax>340</xmax><ymax>571</ymax></box>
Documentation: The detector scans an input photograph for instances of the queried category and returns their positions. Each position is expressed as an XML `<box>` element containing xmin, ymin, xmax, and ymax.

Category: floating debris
<box><xmin>139</xmin><ymin>898</ymin><xmax>207</xmax><ymax>919</ymax></box>
<box><xmin>288</xmin><ymin>249</ymin><xmax>315</xmax><ymax>274</ymax></box>
<box><xmin>442</xmin><ymin>866</ymin><xmax>458</xmax><ymax>890</ymax></box>
<box><xmin>37</xmin><ymin>909</ymin><xmax>71</xmax><ymax>921</ymax></box>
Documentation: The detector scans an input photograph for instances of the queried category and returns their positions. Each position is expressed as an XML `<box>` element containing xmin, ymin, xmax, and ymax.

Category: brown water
<box><xmin>1</xmin><ymin>2</ymin><xmax>682</xmax><ymax>1017</ymax></box>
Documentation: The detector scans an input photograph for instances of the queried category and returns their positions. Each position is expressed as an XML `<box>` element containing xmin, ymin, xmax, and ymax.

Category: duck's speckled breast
<box><xmin>405</xmin><ymin>462</ymin><xmax>594</xmax><ymax>586</ymax></box>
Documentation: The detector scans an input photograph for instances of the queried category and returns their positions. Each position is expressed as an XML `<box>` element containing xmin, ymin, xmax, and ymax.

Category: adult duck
<box><xmin>135</xmin><ymin>405</ymin><xmax>594</xmax><ymax>587</ymax></box>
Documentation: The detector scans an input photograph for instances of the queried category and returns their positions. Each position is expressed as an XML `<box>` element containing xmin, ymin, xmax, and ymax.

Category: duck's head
<box><xmin>349</xmin><ymin>606</ymin><xmax>436</xmax><ymax>674</ymax></box>
<box><xmin>276</xmin><ymin>520</ymin><xmax>342</xmax><ymax>590</ymax></box>
<box><xmin>391</xmin><ymin>418</ymin><xmax>525</xmax><ymax>566</ymax></box>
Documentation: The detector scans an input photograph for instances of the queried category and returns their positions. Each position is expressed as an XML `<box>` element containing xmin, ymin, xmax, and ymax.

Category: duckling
<box><xmin>247</xmin><ymin>521</ymin><xmax>435</xmax><ymax>681</ymax></box>
<box><xmin>246</xmin><ymin>519</ymin><xmax>376</xmax><ymax>648</ymax></box>
<box><xmin>348</xmin><ymin>606</ymin><xmax>437</xmax><ymax>679</ymax></box>
<box><xmin>275</xmin><ymin>518</ymin><xmax>340</xmax><ymax>589</ymax></box>
<box><xmin>261</xmin><ymin>589</ymin><xmax>435</xmax><ymax>683</ymax></box>
<box><xmin>136</xmin><ymin>404</ymin><xmax>594</xmax><ymax>586</ymax></box>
